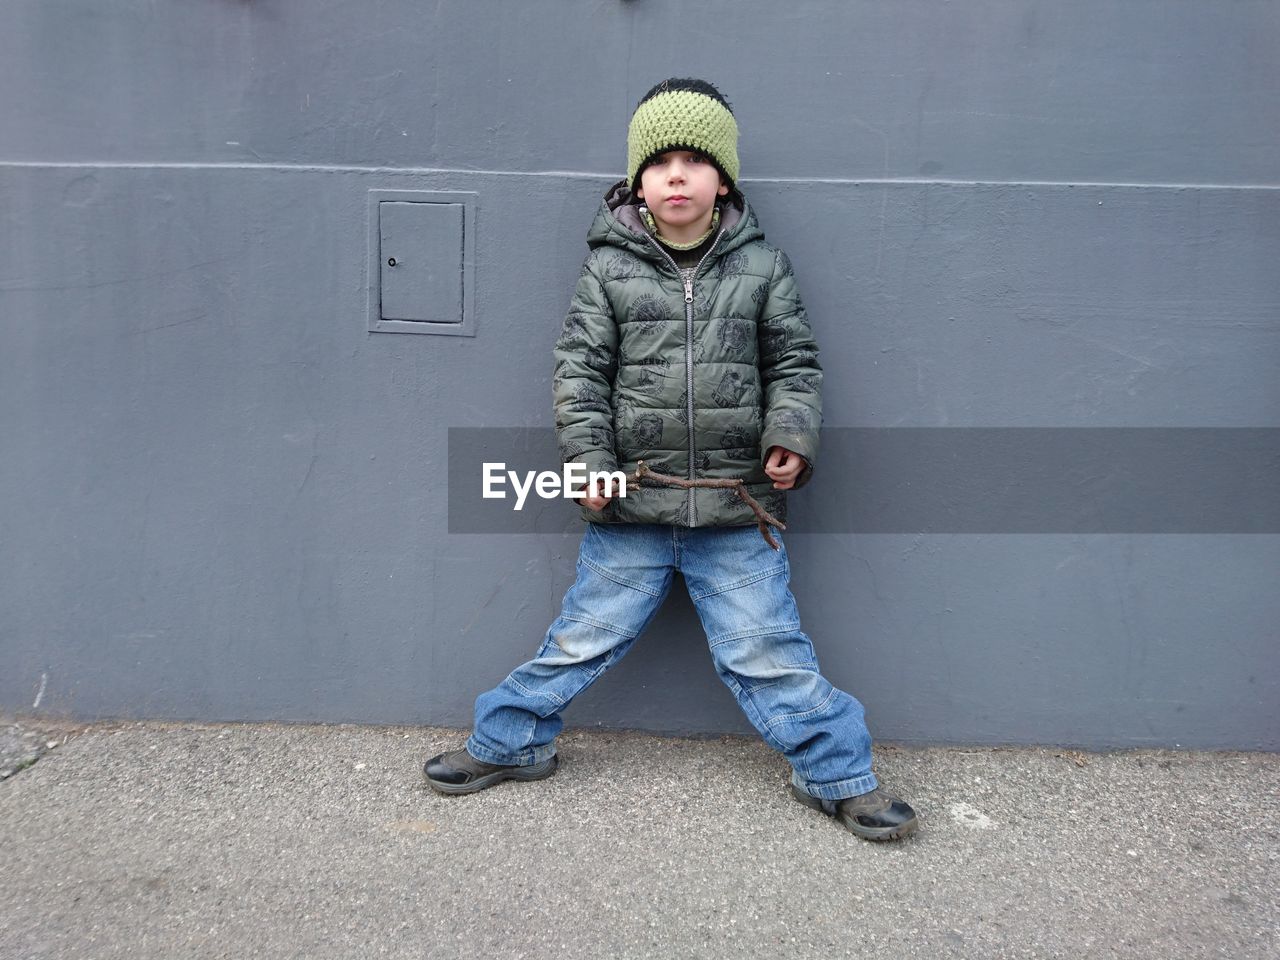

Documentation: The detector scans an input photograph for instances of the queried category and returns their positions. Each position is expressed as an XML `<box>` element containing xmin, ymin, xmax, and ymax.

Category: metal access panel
<box><xmin>367</xmin><ymin>189</ymin><xmax>477</xmax><ymax>335</ymax></box>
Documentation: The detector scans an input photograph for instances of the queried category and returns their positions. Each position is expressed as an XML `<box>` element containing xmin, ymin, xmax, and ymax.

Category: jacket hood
<box><xmin>585</xmin><ymin>179</ymin><xmax>764</xmax><ymax>263</ymax></box>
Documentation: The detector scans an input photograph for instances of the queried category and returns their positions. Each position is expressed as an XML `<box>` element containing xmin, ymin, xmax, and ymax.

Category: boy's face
<box><xmin>636</xmin><ymin>150</ymin><xmax>729</xmax><ymax>242</ymax></box>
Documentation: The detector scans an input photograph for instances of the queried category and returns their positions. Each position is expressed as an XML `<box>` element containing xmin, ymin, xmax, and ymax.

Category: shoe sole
<box><xmin>424</xmin><ymin>755</ymin><xmax>559</xmax><ymax>796</ymax></box>
<box><xmin>789</xmin><ymin>784</ymin><xmax>919</xmax><ymax>841</ymax></box>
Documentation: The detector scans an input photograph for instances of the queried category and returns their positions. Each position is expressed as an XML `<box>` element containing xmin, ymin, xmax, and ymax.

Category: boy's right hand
<box><xmin>582</xmin><ymin>477</ymin><xmax>612</xmax><ymax>511</ymax></box>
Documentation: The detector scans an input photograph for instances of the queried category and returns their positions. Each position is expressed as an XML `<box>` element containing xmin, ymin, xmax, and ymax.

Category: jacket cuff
<box><xmin>562</xmin><ymin>449</ymin><xmax>622</xmax><ymax>491</ymax></box>
<box><xmin>761</xmin><ymin>434</ymin><xmax>818</xmax><ymax>490</ymax></box>
<box><xmin>792</xmin><ymin>454</ymin><xmax>815</xmax><ymax>490</ymax></box>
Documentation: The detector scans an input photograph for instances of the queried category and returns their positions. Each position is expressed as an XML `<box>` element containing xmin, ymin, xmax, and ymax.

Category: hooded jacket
<box><xmin>553</xmin><ymin>181</ymin><xmax>823</xmax><ymax>527</ymax></box>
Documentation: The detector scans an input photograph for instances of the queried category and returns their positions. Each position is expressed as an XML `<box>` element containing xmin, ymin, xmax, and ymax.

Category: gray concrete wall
<box><xmin>2</xmin><ymin>1</ymin><xmax>1277</xmax><ymax>749</ymax></box>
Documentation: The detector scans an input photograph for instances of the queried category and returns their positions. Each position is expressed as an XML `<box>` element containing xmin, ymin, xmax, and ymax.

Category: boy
<box><xmin>425</xmin><ymin>78</ymin><xmax>918</xmax><ymax>841</ymax></box>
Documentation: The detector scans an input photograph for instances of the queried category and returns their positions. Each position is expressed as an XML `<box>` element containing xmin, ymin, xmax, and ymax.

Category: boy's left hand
<box><xmin>764</xmin><ymin>446</ymin><xmax>806</xmax><ymax>490</ymax></box>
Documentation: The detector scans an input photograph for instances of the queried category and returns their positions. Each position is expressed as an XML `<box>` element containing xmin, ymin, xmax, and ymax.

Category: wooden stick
<box><xmin>622</xmin><ymin>460</ymin><xmax>787</xmax><ymax>550</ymax></box>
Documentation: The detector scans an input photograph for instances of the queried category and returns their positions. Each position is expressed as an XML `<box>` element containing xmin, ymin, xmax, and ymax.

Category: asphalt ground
<box><xmin>1</xmin><ymin>716</ymin><xmax>1276</xmax><ymax>960</ymax></box>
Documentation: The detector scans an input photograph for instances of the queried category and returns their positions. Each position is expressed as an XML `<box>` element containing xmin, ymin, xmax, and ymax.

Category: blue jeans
<box><xmin>466</xmin><ymin>523</ymin><xmax>878</xmax><ymax>801</ymax></box>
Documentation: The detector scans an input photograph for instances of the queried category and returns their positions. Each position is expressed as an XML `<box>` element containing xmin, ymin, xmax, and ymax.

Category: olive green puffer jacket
<box><xmin>553</xmin><ymin>181</ymin><xmax>823</xmax><ymax>527</ymax></box>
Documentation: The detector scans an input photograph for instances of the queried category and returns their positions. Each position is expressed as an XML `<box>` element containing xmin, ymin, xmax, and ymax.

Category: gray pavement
<box><xmin>1</xmin><ymin>715</ymin><xmax>1276</xmax><ymax>960</ymax></box>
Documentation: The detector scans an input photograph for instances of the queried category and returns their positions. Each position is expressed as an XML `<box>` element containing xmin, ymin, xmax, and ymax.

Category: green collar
<box><xmin>640</xmin><ymin>205</ymin><xmax>721</xmax><ymax>251</ymax></box>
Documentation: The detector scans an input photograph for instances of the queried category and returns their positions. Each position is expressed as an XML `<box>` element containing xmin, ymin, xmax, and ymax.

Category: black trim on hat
<box><xmin>636</xmin><ymin>78</ymin><xmax>734</xmax><ymax>115</ymax></box>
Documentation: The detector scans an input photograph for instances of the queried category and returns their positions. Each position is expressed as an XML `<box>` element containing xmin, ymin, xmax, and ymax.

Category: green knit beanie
<box><xmin>627</xmin><ymin>78</ymin><xmax>739</xmax><ymax>192</ymax></box>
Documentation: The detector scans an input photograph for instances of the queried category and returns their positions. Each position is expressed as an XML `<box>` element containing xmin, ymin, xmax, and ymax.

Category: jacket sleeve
<box><xmin>552</xmin><ymin>252</ymin><xmax>620</xmax><ymax>480</ymax></box>
<box><xmin>758</xmin><ymin>248</ymin><xmax>823</xmax><ymax>489</ymax></box>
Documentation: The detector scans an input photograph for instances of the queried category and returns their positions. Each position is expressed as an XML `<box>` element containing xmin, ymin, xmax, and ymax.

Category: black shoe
<box><xmin>790</xmin><ymin>784</ymin><xmax>919</xmax><ymax>841</ymax></box>
<box><xmin>423</xmin><ymin>747</ymin><xmax>558</xmax><ymax>795</ymax></box>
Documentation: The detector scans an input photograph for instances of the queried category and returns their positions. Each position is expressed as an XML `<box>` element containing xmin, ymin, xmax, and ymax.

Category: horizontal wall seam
<box><xmin>1</xmin><ymin>161</ymin><xmax>1277</xmax><ymax>192</ymax></box>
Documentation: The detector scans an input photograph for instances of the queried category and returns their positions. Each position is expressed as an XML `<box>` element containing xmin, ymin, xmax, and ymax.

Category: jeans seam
<box><xmin>707</xmin><ymin>621</ymin><xmax>803</xmax><ymax>646</ymax></box>
<box><xmin>763</xmin><ymin>686</ymin><xmax>838</xmax><ymax>730</ymax></box>
<box><xmin>797</xmin><ymin>741</ymin><xmax>814</xmax><ymax>782</ymax></box>
<box><xmin>580</xmin><ymin>555</ymin><xmax>665</xmax><ymax>597</ymax></box>
<box><xmin>688</xmin><ymin>565</ymin><xmax>788</xmax><ymax>601</ymax></box>
<box><xmin>723</xmin><ymin>673</ymin><xmax>788</xmax><ymax>754</ymax></box>
<box><xmin>509</xmin><ymin>674</ymin><xmax>566</xmax><ymax>708</ymax></box>
<box><xmin>560</xmin><ymin>612</ymin><xmax>635</xmax><ymax>637</ymax></box>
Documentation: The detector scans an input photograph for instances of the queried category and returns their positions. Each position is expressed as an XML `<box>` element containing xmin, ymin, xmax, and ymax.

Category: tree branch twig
<box><xmin>622</xmin><ymin>460</ymin><xmax>786</xmax><ymax>550</ymax></box>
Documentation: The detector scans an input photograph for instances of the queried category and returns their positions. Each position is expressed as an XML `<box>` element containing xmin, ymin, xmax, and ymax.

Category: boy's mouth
<box><xmin>666</xmin><ymin>195</ymin><xmax>688</xmax><ymax>204</ymax></box>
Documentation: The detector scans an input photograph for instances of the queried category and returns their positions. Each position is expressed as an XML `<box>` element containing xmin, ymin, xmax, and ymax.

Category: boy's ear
<box><xmin>717</xmin><ymin>181</ymin><xmax>729</xmax><ymax>197</ymax></box>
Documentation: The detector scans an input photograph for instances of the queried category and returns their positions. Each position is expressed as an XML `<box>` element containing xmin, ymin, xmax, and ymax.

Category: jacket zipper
<box><xmin>643</xmin><ymin>226</ymin><xmax>724</xmax><ymax>526</ymax></box>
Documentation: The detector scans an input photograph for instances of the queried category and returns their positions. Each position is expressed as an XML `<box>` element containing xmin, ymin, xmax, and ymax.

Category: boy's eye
<box><xmin>654</xmin><ymin>152</ymin><xmax>706</xmax><ymax>165</ymax></box>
